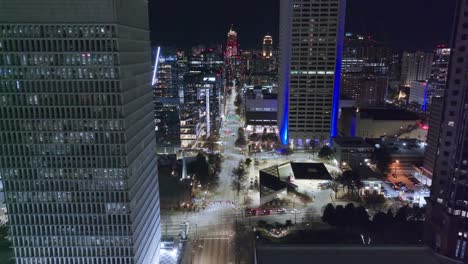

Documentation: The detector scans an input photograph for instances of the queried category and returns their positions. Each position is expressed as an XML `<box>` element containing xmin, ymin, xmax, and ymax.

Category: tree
<box><xmin>318</xmin><ymin>145</ymin><xmax>333</xmax><ymax>159</ymax></box>
<box><xmin>353</xmin><ymin>206</ymin><xmax>370</xmax><ymax>229</ymax></box>
<box><xmin>233</xmin><ymin>221</ymin><xmax>252</xmax><ymax>264</ymax></box>
<box><xmin>343</xmin><ymin>203</ymin><xmax>356</xmax><ymax>227</ymax></box>
<box><xmin>340</xmin><ymin>170</ymin><xmax>363</xmax><ymax>195</ymax></box>
<box><xmin>363</xmin><ymin>191</ymin><xmax>386</xmax><ymax>209</ymax></box>
<box><xmin>334</xmin><ymin>205</ymin><xmax>346</xmax><ymax>227</ymax></box>
<box><xmin>339</xmin><ymin>170</ymin><xmax>355</xmax><ymax>194</ymax></box>
<box><xmin>244</xmin><ymin>196</ymin><xmax>253</xmax><ymax>207</ymax></box>
<box><xmin>322</xmin><ymin>203</ymin><xmax>336</xmax><ymax>225</ymax></box>
<box><xmin>327</xmin><ymin>178</ymin><xmax>341</xmax><ymax>198</ymax></box>
<box><xmin>395</xmin><ymin>205</ymin><xmax>409</xmax><ymax>223</ymax></box>
<box><xmin>206</xmin><ymin>153</ymin><xmax>222</xmax><ymax>190</ymax></box>
<box><xmin>374</xmin><ymin>147</ymin><xmax>391</xmax><ymax>173</ymax></box>
<box><xmin>245</xmin><ymin>158</ymin><xmax>252</xmax><ymax>167</ymax></box>
<box><xmin>235</xmin><ymin>127</ymin><xmax>247</xmax><ymax>147</ymax></box>
<box><xmin>231</xmin><ymin>161</ymin><xmax>248</xmax><ymax>198</ymax></box>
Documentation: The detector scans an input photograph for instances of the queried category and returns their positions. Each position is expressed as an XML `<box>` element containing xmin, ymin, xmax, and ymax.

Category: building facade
<box><xmin>278</xmin><ymin>0</ymin><xmax>347</xmax><ymax>146</ymax></box>
<box><xmin>422</xmin><ymin>97</ymin><xmax>444</xmax><ymax>179</ymax></box>
<box><xmin>400</xmin><ymin>51</ymin><xmax>434</xmax><ymax>86</ymax></box>
<box><xmin>262</xmin><ymin>34</ymin><xmax>273</xmax><ymax>58</ymax></box>
<box><xmin>0</xmin><ymin>1</ymin><xmax>161</xmax><ymax>263</ymax></box>
<box><xmin>425</xmin><ymin>0</ymin><xmax>468</xmax><ymax>261</ymax></box>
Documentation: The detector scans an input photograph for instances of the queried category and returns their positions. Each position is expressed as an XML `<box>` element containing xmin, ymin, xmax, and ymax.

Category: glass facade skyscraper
<box><xmin>0</xmin><ymin>1</ymin><xmax>161</xmax><ymax>263</ymax></box>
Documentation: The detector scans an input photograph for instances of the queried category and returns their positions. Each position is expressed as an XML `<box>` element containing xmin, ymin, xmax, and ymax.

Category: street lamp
<box><xmin>393</xmin><ymin>160</ymin><xmax>399</xmax><ymax>176</ymax></box>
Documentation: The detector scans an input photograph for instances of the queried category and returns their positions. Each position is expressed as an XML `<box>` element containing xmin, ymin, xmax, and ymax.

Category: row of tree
<box><xmin>234</xmin><ymin>94</ymin><xmax>242</xmax><ymax>116</ymax></box>
<box><xmin>190</xmin><ymin>152</ymin><xmax>222</xmax><ymax>190</ymax></box>
<box><xmin>327</xmin><ymin>170</ymin><xmax>364</xmax><ymax>198</ymax></box>
<box><xmin>322</xmin><ymin>203</ymin><xmax>426</xmax><ymax>231</ymax></box>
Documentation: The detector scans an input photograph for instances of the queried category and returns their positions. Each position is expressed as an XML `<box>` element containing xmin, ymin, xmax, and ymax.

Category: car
<box><xmin>277</xmin><ymin>208</ymin><xmax>288</xmax><ymax>214</ymax></box>
<box><xmin>262</xmin><ymin>209</ymin><xmax>272</xmax><ymax>215</ymax></box>
<box><xmin>291</xmin><ymin>208</ymin><xmax>300</xmax><ymax>214</ymax></box>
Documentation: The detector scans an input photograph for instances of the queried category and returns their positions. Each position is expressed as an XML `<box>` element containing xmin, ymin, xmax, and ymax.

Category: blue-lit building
<box><xmin>278</xmin><ymin>0</ymin><xmax>347</xmax><ymax>147</ymax></box>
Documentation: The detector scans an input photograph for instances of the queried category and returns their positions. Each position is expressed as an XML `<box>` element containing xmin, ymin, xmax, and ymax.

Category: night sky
<box><xmin>150</xmin><ymin>0</ymin><xmax>456</xmax><ymax>51</ymax></box>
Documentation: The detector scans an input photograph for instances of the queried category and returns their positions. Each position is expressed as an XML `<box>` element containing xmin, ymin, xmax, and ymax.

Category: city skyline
<box><xmin>151</xmin><ymin>0</ymin><xmax>456</xmax><ymax>50</ymax></box>
<box><xmin>1</xmin><ymin>0</ymin><xmax>468</xmax><ymax>263</ymax></box>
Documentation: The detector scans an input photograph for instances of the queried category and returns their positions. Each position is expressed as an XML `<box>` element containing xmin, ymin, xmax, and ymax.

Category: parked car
<box><xmin>262</xmin><ymin>209</ymin><xmax>272</xmax><ymax>215</ymax></box>
<box><xmin>277</xmin><ymin>208</ymin><xmax>288</xmax><ymax>214</ymax></box>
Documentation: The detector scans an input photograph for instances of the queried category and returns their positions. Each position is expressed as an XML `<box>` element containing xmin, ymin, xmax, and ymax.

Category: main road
<box><xmin>162</xmin><ymin>86</ymin><xmax>245</xmax><ymax>264</ymax></box>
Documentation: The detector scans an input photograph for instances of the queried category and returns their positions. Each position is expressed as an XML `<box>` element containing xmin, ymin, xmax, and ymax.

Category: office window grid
<box><xmin>0</xmin><ymin>24</ymin><xmax>136</xmax><ymax>264</ymax></box>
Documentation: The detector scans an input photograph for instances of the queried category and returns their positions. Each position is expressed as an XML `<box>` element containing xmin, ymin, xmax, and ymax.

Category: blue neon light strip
<box><xmin>280</xmin><ymin>80</ymin><xmax>289</xmax><ymax>145</ymax></box>
<box><xmin>151</xmin><ymin>46</ymin><xmax>161</xmax><ymax>86</ymax></box>
<box><xmin>422</xmin><ymin>82</ymin><xmax>428</xmax><ymax>112</ymax></box>
<box><xmin>330</xmin><ymin>0</ymin><xmax>346</xmax><ymax>139</ymax></box>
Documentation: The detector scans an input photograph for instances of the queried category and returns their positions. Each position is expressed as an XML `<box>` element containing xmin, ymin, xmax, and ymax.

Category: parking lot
<box><xmin>382</xmin><ymin>172</ymin><xmax>430</xmax><ymax>205</ymax></box>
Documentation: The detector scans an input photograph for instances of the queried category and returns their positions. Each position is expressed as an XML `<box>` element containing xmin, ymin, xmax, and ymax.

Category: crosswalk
<box><xmin>201</xmin><ymin>230</ymin><xmax>234</xmax><ymax>238</ymax></box>
<box><xmin>203</xmin><ymin>201</ymin><xmax>236</xmax><ymax>212</ymax></box>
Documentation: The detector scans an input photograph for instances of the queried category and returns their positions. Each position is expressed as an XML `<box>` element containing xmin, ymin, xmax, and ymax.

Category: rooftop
<box><xmin>260</xmin><ymin>162</ymin><xmax>332</xmax><ymax>182</ymax></box>
<box><xmin>359</xmin><ymin>108</ymin><xmax>420</xmax><ymax>121</ymax></box>
<box><xmin>256</xmin><ymin>245</ymin><xmax>454</xmax><ymax>264</ymax></box>
<box><xmin>333</xmin><ymin>137</ymin><xmax>373</xmax><ymax>148</ymax></box>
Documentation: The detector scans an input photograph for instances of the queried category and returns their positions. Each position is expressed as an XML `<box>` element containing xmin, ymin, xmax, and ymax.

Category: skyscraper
<box><xmin>0</xmin><ymin>1</ymin><xmax>161</xmax><ymax>263</ymax></box>
<box><xmin>400</xmin><ymin>51</ymin><xmax>434</xmax><ymax>86</ymax></box>
<box><xmin>424</xmin><ymin>0</ymin><xmax>468</xmax><ymax>261</ymax></box>
<box><xmin>225</xmin><ymin>25</ymin><xmax>239</xmax><ymax>63</ymax></box>
<box><xmin>278</xmin><ymin>0</ymin><xmax>347</xmax><ymax>146</ymax></box>
<box><xmin>262</xmin><ymin>34</ymin><xmax>273</xmax><ymax>58</ymax></box>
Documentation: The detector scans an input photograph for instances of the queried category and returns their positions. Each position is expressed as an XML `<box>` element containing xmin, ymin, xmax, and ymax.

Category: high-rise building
<box><xmin>153</xmin><ymin>48</ymin><xmax>181</xmax><ymax>151</ymax></box>
<box><xmin>424</xmin><ymin>0</ymin><xmax>468</xmax><ymax>261</ymax></box>
<box><xmin>180</xmin><ymin>48</ymin><xmax>224</xmax><ymax>147</ymax></box>
<box><xmin>0</xmin><ymin>1</ymin><xmax>161</xmax><ymax>263</ymax></box>
<box><xmin>279</xmin><ymin>0</ymin><xmax>347</xmax><ymax>146</ymax></box>
<box><xmin>400</xmin><ymin>51</ymin><xmax>434</xmax><ymax>86</ymax></box>
<box><xmin>225</xmin><ymin>25</ymin><xmax>239</xmax><ymax>63</ymax></box>
<box><xmin>422</xmin><ymin>96</ymin><xmax>444</xmax><ymax>179</ymax></box>
<box><xmin>262</xmin><ymin>34</ymin><xmax>273</xmax><ymax>58</ymax></box>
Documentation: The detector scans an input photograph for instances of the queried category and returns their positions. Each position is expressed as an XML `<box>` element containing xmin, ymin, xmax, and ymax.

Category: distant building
<box><xmin>225</xmin><ymin>25</ymin><xmax>239</xmax><ymax>63</ymax></box>
<box><xmin>340</xmin><ymin>108</ymin><xmax>421</xmax><ymax>138</ymax></box>
<box><xmin>153</xmin><ymin>49</ymin><xmax>181</xmax><ymax>150</ymax></box>
<box><xmin>180</xmin><ymin>48</ymin><xmax>224</xmax><ymax>147</ymax></box>
<box><xmin>244</xmin><ymin>85</ymin><xmax>278</xmax><ymax>128</ymax></box>
<box><xmin>408</xmin><ymin>81</ymin><xmax>431</xmax><ymax>111</ymax></box>
<box><xmin>400</xmin><ymin>51</ymin><xmax>434</xmax><ymax>86</ymax></box>
<box><xmin>341</xmin><ymin>72</ymin><xmax>388</xmax><ymax>107</ymax></box>
<box><xmin>331</xmin><ymin>137</ymin><xmax>374</xmax><ymax>168</ymax></box>
<box><xmin>263</xmin><ymin>34</ymin><xmax>273</xmax><ymax>58</ymax></box>
<box><xmin>430</xmin><ymin>46</ymin><xmax>451</xmax><ymax>88</ymax></box>
<box><xmin>278</xmin><ymin>0</ymin><xmax>347</xmax><ymax>146</ymax></box>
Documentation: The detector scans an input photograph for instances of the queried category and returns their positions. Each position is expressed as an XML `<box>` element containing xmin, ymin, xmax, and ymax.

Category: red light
<box><xmin>417</xmin><ymin>122</ymin><xmax>429</xmax><ymax>130</ymax></box>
